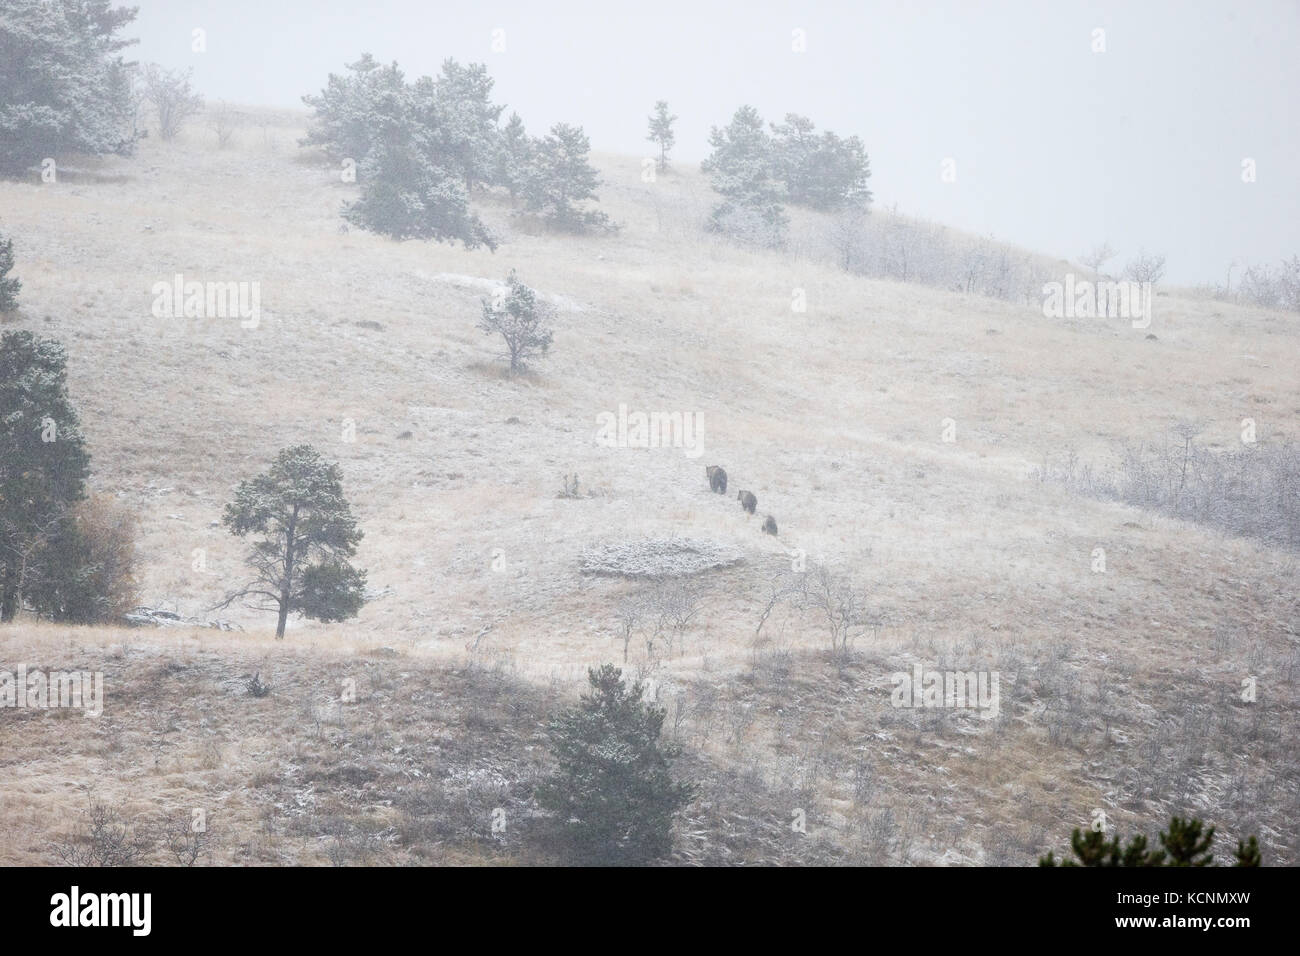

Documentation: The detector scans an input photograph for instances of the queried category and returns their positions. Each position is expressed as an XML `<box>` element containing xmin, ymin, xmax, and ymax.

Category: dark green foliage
<box><xmin>521</xmin><ymin>123</ymin><xmax>613</xmax><ymax>233</ymax></box>
<box><xmin>0</xmin><ymin>233</ymin><xmax>20</xmax><ymax>311</ymax></box>
<box><xmin>1160</xmin><ymin>815</ymin><xmax>1216</xmax><ymax>866</ymax></box>
<box><xmin>538</xmin><ymin>664</ymin><xmax>695</xmax><ymax>865</ymax></box>
<box><xmin>1234</xmin><ymin>835</ymin><xmax>1261</xmax><ymax>867</ymax></box>
<box><xmin>217</xmin><ymin>445</ymin><xmax>366</xmax><ymax>638</ymax></box>
<box><xmin>0</xmin><ymin>0</ymin><xmax>139</xmax><ymax>177</ymax></box>
<box><xmin>0</xmin><ymin>331</ymin><xmax>90</xmax><ymax>622</ymax></box>
<box><xmin>1040</xmin><ymin>816</ymin><xmax>1259</xmax><ymax>867</ymax></box>
<box><xmin>26</xmin><ymin>495</ymin><xmax>138</xmax><ymax>624</ymax></box>
<box><xmin>296</xmin><ymin>558</ymin><xmax>366</xmax><ymax>623</ymax></box>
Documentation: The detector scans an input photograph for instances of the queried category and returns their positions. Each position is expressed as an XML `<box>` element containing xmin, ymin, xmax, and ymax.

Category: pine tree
<box><xmin>538</xmin><ymin>664</ymin><xmax>695</xmax><ymax>865</ymax></box>
<box><xmin>215</xmin><ymin>445</ymin><xmax>366</xmax><ymax>638</ymax></box>
<box><xmin>1234</xmin><ymin>835</ymin><xmax>1261</xmax><ymax>867</ymax></box>
<box><xmin>646</xmin><ymin>100</ymin><xmax>677</xmax><ymax>172</ymax></box>
<box><xmin>477</xmin><ymin>269</ymin><xmax>554</xmax><ymax>375</ymax></box>
<box><xmin>494</xmin><ymin>112</ymin><xmax>532</xmax><ymax>202</ymax></box>
<box><xmin>434</xmin><ymin>58</ymin><xmax>504</xmax><ymax>193</ymax></box>
<box><xmin>804</xmin><ymin>131</ymin><xmax>872</xmax><ymax>210</ymax></box>
<box><xmin>1040</xmin><ymin>815</ymin><xmax>1259</xmax><ymax>867</ymax></box>
<box><xmin>345</xmin><ymin>135</ymin><xmax>496</xmax><ymax>248</ymax></box>
<box><xmin>701</xmin><ymin>105</ymin><xmax>787</xmax><ymax>249</ymax></box>
<box><xmin>522</xmin><ymin>123</ymin><xmax>613</xmax><ymax>232</ymax></box>
<box><xmin>769</xmin><ymin>113</ymin><xmax>818</xmax><ymax>204</ymax></box>
<box><xmin>0</xmin><ymin>0</ymin><xmax>139</xmax><ymax>177</ymax></box>
<box><xmin>1159</xmin><ymin>815</ymin><xmax>1215</xmax><ymax>866</ymax></box>
<box><xmin>0</xmin><ymin>233</ymin><xmax>20</xmax><ymax>312</ymax></box>
<box><xmin>770</xmin><ymin>114</ymin><xmax>872</xmax><ymax>211</ymax></box>
<box><xmin>0</xmin><ymin>332</ymin><xmax>91</xmax><ymax>622</ymax></box>
<box><xmin>300</xmin><ymin>54</ymin><xmax>406</xmax><ymax>166</ymax></box>
<box><xmin>302</xmin><ymin>55</ymin><xmax>497</xmax><ymax>248</ymax></box>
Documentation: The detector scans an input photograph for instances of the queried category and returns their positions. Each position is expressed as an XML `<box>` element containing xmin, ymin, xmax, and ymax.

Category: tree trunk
<box><xmin>0</xmin><ymin>561</ymin><xmax>18</xmax><ymax>622</ymax></box>
<box><xmin>277</xmin><ymin>504</ymin><xmax>299</xmax><ymax>639</ymax></box>
<box><xmin>275</xmin><ymin>593</ymin><xmax>289</xmax><ymax>639</ymax></box>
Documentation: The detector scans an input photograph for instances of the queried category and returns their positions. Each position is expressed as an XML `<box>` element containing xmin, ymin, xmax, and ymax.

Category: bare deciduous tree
<box><xmin>1123</xmin><ymin>250</ymin><xmax>1167</xmax><ymax>287</ymax></box>
<box><xmin>805</xmin><ymin>564</ymin><xmax>868</xmax><ymax>656</ymax></box>
<box><xmin>824</xmin><ymin>206</ymin><xmax>869</xmax><ymax>271</ymax></box>
<box><xmin>166</xmin><ymin>813</ymin><xmax>212</xmax><ymax>866</ymax></box>
<box><xmin>753</xmin><ymin>561</ymin><xmax>871</xmax><ymax>656</ymax></box>
<box><xmin>210</xmin><ymin>100</ymin><xmax>238</xmax><ymax>149</ymax></box>
<box><xmin>55</xmin><ymin>799</ymin><xmax>153</xmax><ymax>866</ymax></box>
<box><xmin>1080</xmin><ymin>242</ymin><xmax>1117</xmax><ymax>280</ymax></box>
<box><xmin>140</xmin><ymin>64</ymin><xmax>203</xmax><ymax>141</ymax></box>
<box><xmin>615</xmin><ymin>592</ymin><xmax>642</xmax><ymax>663</ymax></box>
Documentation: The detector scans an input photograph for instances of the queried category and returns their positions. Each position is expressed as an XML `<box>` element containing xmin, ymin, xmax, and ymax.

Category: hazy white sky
<box><xmin>126</xmin><ymin>0</ymin><xmax>1299</xmax><ymax>285</ymax></box>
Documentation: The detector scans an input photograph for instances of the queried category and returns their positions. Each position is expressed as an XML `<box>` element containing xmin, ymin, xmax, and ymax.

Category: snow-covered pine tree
<box><xmin>302</xmin><ymin>55</ymin><xmax>498</xmax><ymax>248</ymax></box>
<box><xmin>216</xmin><ymin>445</ymin><xmax>367</xmax><ymax>639</ymax></box>
<box><xmin>646</xmin><ymin>100</ymin><xmax>677</xmax><ymax>172</ymax></box>
<box><xmin>434</xmin><ymin>58</ymin><xmax>505</xmax><ymax>193</ymax></box>
<box><xmin>477</xmin><ymin>269</ymin><xmax>554</xmax><ymax>374</ymax></box>
<box><xmin>300</xmin><ymin>54</ymin><xmax>407</xmax><ymax>167</ymax></box>
<box><xmin>701</xmin><ymin>105</ymin><xmax>788</xmax><ymax>249</ymax></box>
<box><xmin>521</xmin><ymin>123</ymin><xmax>613</xmax><ymax>233</ymax></box>
<box><xmin>494</xmin><ymin>111</ymin><xmax>532</xmax><ymax>202</ymax></box>
<box><xmin>769</xmin><ymin>115</ymin><xmax>872</xmax><ymax>211</ymax></box>
<box><xmin>0</xmin><ymin>0</ymin><xmax>139</xmax><ymax>177</ymax></box>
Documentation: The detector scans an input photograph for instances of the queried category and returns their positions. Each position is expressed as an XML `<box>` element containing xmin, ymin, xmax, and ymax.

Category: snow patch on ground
<box><xmin>579</xmin><ymin>535</ymin><xmax>745</xmax><ymax>578</ymax></box>
<box><xmin>420</xmin><ymin>272</ymin><xmax>592</xmax><ymax>312</ymax></box>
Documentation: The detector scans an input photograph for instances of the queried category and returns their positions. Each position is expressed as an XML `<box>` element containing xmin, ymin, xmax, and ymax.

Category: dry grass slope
<box><xmin>1</xmin><ymin>105</ymin><xmax>1296</xmax><ymax>864</ymax></box>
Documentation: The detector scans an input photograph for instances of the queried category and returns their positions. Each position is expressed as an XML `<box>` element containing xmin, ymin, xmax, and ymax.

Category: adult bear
<box><xmin>706</xmin><ymin>465</ymin><xmax>727</xmax><ymax>494</ymax></box>
<box><xmin>762</xmin><ymin>514</ymin><xmax>778</xmax><ymax>535</ymax></box>
<box><xmin>737</xmin><ymin>490</ymin><xmax>757</xmax><ymax>514</ymax></box>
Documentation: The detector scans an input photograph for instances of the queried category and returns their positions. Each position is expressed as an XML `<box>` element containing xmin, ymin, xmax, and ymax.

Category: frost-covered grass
<box><xmin>579</xmin><ymin>535</ymin><xmax>744</xmax><ymax>578</ymax></box>
<box><xmin>1</xmin><ymin>104</ymin><xmax>1297</xmax><ymax>865</ymax></box>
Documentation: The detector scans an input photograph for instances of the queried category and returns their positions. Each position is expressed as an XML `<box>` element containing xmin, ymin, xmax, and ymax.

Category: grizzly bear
<box><xmin>706</xmin><ymin>465</ymin><xmax>727</xmax><ymax>494</ymax></box>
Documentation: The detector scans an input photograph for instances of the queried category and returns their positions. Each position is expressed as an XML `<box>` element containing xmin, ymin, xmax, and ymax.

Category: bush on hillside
<box><xmin>1039</xmin><ymin>431</ymin><xmax>1300</xmax><ymax>552</ymax></box>
<box><xmin>27</xmin><ymin>495</ymin><xmax>139</xmax><ymax>625</ymax></box>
